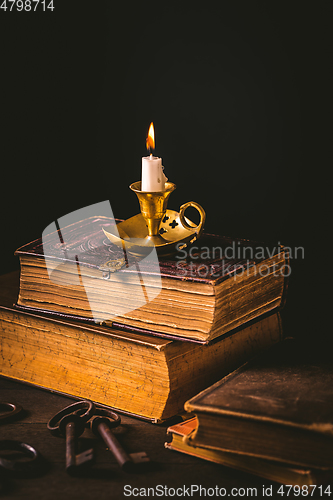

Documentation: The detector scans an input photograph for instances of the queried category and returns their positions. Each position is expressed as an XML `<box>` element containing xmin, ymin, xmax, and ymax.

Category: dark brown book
<box><xmin>185</xmin><ymin>338</ymin><xmax>333</xmax><ymax>469</ymax></box>
<box><xmin>15</xmin><ymin>216</ymin><xmax>289</xmax><ymax>343</ymax></box>
<box><xmin>165</xmin><ymin>417</ymin><xmax>330</xmax><ymax>486</ymax></box>
<box><xmin>0</xmin><ymin>272</ymin><xmax>283</xmax><ymax>422</ymax></box>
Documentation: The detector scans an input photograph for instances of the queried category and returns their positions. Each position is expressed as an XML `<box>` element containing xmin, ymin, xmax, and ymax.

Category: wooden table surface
<box><xmin>0</xmin><ymin>376</ymin><xmax>277</xmax><ymax>499</ymax></box>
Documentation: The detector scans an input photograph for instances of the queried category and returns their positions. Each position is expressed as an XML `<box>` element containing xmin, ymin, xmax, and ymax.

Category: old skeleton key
<box><xmin>47</xmin><ymin>400</ymin><xmax>95</xmax><ymax>475</ymax></box>
<box><xmin>89</xmin><ymin>408</ymin><xmax>149</xmax><ymax>472</ymax></box>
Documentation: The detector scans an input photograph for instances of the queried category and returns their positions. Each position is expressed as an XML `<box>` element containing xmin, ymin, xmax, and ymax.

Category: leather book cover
<box><xmin>185</xmin><ymin>338</ymin><xmax>333</xmax><ymax>468</ymax></box>
<box><xmin>165</xmin><ymin>417</ymin><xmax>324</xmax><ymax>486</ymax></box>
<box><xmin>186</xmin><ymin>338</ymin><xmax>333</xmax><ymax>432</ymax></box>
<box><xmin>15</xmin><ymin>215</ymin><xmax>288</xmax><ymax>286</ymax></box>
<box><xmin>14</xmin><ymin>216</ymin><xmax>289</xmax><ymax>343</ymax></box>
<box><xmin>0</xmin><ymin>272</ymin><xmax>283</xmax><ymax>422</ymax></box>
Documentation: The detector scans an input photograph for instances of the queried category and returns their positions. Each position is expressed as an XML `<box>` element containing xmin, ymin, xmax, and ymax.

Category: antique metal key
<box><xmin>89</xmin><ymin>408</ymin><xmax>149</xmax><ymax>472</ymax></box>
<box><xmin>48</xmin><ymin>400</ymin><xmax>95</xmax><ymax>475</ymax></box>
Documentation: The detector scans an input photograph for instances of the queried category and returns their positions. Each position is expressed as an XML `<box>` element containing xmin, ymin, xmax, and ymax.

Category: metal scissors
<box><xmin>0</xmin><ymin>402</ymin><xmax>41</xmax><ymax>472</ymax></box>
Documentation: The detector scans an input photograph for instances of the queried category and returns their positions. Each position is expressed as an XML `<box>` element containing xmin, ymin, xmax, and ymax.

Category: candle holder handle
<box><xmin>103</xmin><ymin>182</ymin><xmax>206</xmax><ymax>257</ymax></box>
<box><xmin>179</xmin><ymin>202</ymin><xmax>206</xmax><ymax>238</ymax></box>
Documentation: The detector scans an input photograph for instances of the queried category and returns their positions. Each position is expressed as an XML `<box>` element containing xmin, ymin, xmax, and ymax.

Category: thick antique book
<box><xmin>14</xmin><ymin>216</ymin><xmax>289</xmax><ymax>343</ymax></box>
<box><xmin>0</xmin><ymin>272</ymin><xmax>283</xmax><ymax>422</ymax></box>
<box><xmin>185</xmin><ymin>339</ymin><xmax>333</xmax><ymax>469</ymax></box>
<box><xmin>165</xmin><ymin>417</ymin><xmax>327</xmax><ymax>486</ymax></box>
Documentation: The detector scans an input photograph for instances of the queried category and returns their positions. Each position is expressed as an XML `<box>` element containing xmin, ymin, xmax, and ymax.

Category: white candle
<box><xmin>141</xmin><ymin>155</ymin><xmax>167</xmax><ymax>191</ymax></box>
<box><xmin>141</xmin><ymin>122</ymin><xmax>167</xmax><ymax>191</ymax></box>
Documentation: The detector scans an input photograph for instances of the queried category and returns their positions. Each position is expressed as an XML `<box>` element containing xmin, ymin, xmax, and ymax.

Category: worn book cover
<box><xmin>0</xmin><ymin>271</ymin><xmax>283</xmax><ymax>422</ymax></box>
<box><xmin>185</xmin><ymin>339</ymin><xmax>333</xmax><ymax>469</ymax></box>
<box><xmin>165</xmin><ymin>417</ymin><xmax>327</xmax><ymax>486</ymax></box>
<box><xmin>15</xmin><ymin>216</ymin><xmax>289</xmax><ymax>343</ymax></box>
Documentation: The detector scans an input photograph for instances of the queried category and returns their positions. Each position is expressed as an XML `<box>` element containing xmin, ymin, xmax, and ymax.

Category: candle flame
<box><xmin>146</xmin><ymin>122</ymin><xmax>155</xmax><ymax>152</ymax></box>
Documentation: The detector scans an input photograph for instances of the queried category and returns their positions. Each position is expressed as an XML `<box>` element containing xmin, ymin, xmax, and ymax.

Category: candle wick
<box><xmin>149</xmin><ymin>153</ymin><xmax>153</xmax><ymax>160</ymax></box>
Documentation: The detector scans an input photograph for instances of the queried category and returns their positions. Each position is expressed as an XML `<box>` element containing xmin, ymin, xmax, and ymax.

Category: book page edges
<box><xmin>1</xmin><ymin>302</ymin><xmax>172</xmax><ymax>351</ymax></box>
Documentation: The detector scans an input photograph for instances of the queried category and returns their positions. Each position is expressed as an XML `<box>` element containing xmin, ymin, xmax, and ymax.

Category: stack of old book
<box><xmin>166</xmin><ymin>338</ymin><xmax>333</xmax><ymax>486</ymax></box>
<box><xmin>0</xmin><ymin>215</ymin><xmax>288</xmax><ymax>423</ymax></box>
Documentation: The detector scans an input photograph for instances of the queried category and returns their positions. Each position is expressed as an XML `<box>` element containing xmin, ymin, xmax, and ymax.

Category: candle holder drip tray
<box><xmin>102</xmin><ymin>182</ymin><xmax>206</xmax><ymax>257</ymax></box>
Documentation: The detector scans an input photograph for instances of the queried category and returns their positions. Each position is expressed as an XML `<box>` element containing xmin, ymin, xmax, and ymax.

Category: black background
<box><xmin>0</xmin><ymin>2</ymin><xmax>329</xmax><ymax>339</ymax></box>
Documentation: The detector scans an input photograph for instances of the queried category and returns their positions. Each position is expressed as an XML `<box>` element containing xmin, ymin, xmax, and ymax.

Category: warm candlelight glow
<box><xmin>146</xmin><ymin>122</ymin><xmax>155</xmax><ymax>152</ymax></box>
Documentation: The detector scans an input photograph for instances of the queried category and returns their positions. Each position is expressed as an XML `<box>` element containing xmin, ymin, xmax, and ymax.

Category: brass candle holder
<box><xmin>103</xmin><ymin>181</ymin><xmax>206</xmax><ymax>257</ymax></box>
<box><xmin>130</xmin><ymin>181</ymin><xmax>176</xmax><ymax>240</ymax></box>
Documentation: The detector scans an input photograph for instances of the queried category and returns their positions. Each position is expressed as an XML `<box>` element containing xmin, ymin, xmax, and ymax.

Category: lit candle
<box><xmin>141</xmin><ymin>122</ymin><xmax>167</xmax><ymax>191</ymax></box>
